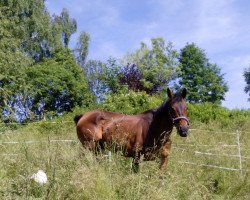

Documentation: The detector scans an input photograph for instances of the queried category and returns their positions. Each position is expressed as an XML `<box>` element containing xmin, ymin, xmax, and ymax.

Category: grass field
<box><xmin>0</xmin><ymin>114</ymin><xmax>250</xmax><ymax>200</ymax></box>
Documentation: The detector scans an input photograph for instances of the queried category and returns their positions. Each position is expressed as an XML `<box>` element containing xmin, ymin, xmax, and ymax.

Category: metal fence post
<box><xmin>236</xmin><ymin>130</ymin><xmax>243</xmax><ymax>176</ymax></box>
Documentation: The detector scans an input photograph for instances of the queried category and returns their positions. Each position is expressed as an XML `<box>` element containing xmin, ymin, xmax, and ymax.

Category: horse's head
<box><xmin>167</xmin><ymin>88</ymin><xmax>189</xmax><ymax>137</ymax></box>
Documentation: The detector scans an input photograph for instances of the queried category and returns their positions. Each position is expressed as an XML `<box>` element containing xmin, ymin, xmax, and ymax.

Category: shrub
<box><xmin>101</xmin><ymin>90</ymin><xmax>164</xmax><ymax>114</ymax></box>
<box><xmin>188</xmin><ymin>103</ymin><xmax>250</xmax><ymax>130</ymax></box>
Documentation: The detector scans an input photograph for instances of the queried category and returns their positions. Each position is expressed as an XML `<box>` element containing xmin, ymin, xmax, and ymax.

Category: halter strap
<box><xmin>173</xmin><ymin>116</ymin><xmax>189</xmax><ymax>125</ymax></box>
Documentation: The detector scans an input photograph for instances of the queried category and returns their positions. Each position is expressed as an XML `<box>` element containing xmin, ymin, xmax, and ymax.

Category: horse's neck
<box><xmin>154</xmin><ymin>102</ymin><xmax>173</xmax><ymax>136</ymax></box>
<box><xmin>144</xmin><ymin>100</ymin><xmax>173</xmax><ymax>148</ymax></box>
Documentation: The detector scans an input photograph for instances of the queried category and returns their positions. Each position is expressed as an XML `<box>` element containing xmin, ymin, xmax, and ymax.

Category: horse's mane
<box><xmin>140</xmin><ymin>92</ymin><xmax>184</xmax><ymax>125</ymax></box>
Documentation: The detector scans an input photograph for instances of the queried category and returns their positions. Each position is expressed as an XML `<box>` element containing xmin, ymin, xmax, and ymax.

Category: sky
<box><xmin>45</xmin><ymin>0</ymin><xmax>250</xmax><ymax>109</ymax></box>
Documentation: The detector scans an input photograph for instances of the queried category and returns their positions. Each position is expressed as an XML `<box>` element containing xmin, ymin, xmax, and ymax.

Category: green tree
<box><xmin>1</xmin><ymin>1</ymin><xmax>77</xmax><ymax>60</ymax></box>
<box><xmin>178</xmin><ymin>43</ymin><xmax>228</xmax><ymax>104</ymax></box>
<box><xmin>0</xmin><ymin>1</ymin><xmax>85</xmax><ymax>121</ymax></box>
<box><xmin>83</xmin><ymin>38</ymin><xmax>178</xmax><ymax>101</ymax></box>
<box><xmin>19</xmin><ymin>0</ymin><xmax>55</xmax><ymax>60</ymax></box>
<box><xmin>122</xmin><ymin>37</ymin><xmax>179</xmax><ymax>94</ymax></box>
<box><xmin>243</xmin><ymin>67</ymin><xmax>250</xmax><ymax>101</ymax></box>
<box><xmin>75</xmin><ymin>31</ymin><xmax>90</xmax><ymax>66</ymax></box>
<box><xmin>25</xmin><ymin>49</ymin><xmax>93</xmax><ymax>119</ymax></box>
<box><xmin>84</xmin><ymin>58</ymin><xmax>122</xmax><ymax>101</ymax></box>
<box><xmin>53</xmin><ymin>8</ymin><xmax>77</xmax><ymax>47</ymax></box>
<box><xmin>0</xmin><ymin>2</ymin><xmax>33</xmax><ymax>120</ymax></box>
<box><xmin>1</xmin><ymin>0</ymin><xmax>58</xmax><ymax>61</ymax></box>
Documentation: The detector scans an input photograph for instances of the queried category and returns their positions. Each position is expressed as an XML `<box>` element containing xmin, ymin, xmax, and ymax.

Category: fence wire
<box><xmin>1</xmin><ymin>125</ymin><xmax>249</xmax><ymax>173</ymax></box>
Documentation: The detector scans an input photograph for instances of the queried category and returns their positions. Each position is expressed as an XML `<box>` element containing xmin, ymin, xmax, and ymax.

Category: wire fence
<box><xmin>174</xmin><ymin>129</ymin><xmax>250</xmax><ymax>174</ymax></box>
<box><xmin>1</xmin><ymin>126</ymin><xmax>250</xmax><ymax>174</ymax></box>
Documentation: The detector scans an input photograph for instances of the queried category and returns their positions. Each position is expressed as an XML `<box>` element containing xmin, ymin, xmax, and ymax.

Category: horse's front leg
<box><xmin>132</xmin><ymin>143</ymin><xmax>142</xmax><ymax>173</ymax></box>
<box><xmin>159</xmin><ymin>139</ymin><xmax>172</xmax><ymax>171</ymax></box>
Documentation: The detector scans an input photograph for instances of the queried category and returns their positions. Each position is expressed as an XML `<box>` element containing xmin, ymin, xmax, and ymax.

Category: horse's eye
<box><xmin>170</xmin><ymin>107</ymin><xmax>176</xmax><ymax>114</ymax></box>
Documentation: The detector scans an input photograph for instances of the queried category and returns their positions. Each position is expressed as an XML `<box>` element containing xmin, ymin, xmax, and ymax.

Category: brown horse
<box><xmin>74</xmin><ymin>88</ymin><xmax>189</xmax><ymax>172</ymax></box>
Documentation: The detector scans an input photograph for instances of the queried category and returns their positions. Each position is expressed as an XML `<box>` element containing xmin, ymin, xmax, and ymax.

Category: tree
<box><xmin>0</xmin><ymin>2</ymin><xmax>33</xmax><ymax>120</ymax></box>
<box><xmin>0</xmin><ymin>1</ymin><xmax>76</xmax><ymax>62</ymax></box>
<box><xmin>243</xmin><ymin>67</ymin><xmax>250</xmax><ymax>101</ymax></box>
<box><xmin>19</xmin><ymin>0</ymin><xmax>55</xmax><ymax>61</ymax></box>
<box><xmin>82</xmin><ymin>38</ymin><xmax>178</xmax><ymax>101</ymax></box>
<box><xmin>1</xmin><ymin>0</ymin><xmax>58</xmax><ymax>61</ymax></box>
<box><xmin>75</xmin><ymin>31</ymin><xmax>90</xmax><ymax>66</ymax></box>
<box><xmin>0</xmin><ymin>1</ymin><xmax>85</xmax><ymax>121</ymax></box>
<box><xmin>53</xmin><ymin>8</ymin><xmax>77</xmax><ymax>47</ymax></box>
<box><xmin>24</xmin><ymin>49</ymin><xmax>93</xmax><ymax>120</ymax></box>
<box><xmin>119</xmin><ymin>63</ymin><xmax>144</xmax><ymax>92</ymax></box>
<box><xmin>178</xmin><ymin>43</ymin><xmax>228</xmax><ymax>104</ymax></box>
<box><xmin>84</xmin><ymin>58</ymin><xmax>122</xmax><ymax>102</ymax></box>
<box><xmin>122</xmin><ymin>37</ymin><xmax>179</xmax><ymax>94</ymax></box>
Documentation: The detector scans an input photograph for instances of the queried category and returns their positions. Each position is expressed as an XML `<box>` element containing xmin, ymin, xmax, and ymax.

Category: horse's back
<box><xmin>76</xmin><ymin>110</ymin><xmax>125</xmax><ymax>141</ymax></box>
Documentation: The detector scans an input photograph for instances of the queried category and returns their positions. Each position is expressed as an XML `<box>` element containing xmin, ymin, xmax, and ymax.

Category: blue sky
<box><xmin>46</xmin><ymin>0</ymin><xmax>250</xmax><ymax>109</ymax></box>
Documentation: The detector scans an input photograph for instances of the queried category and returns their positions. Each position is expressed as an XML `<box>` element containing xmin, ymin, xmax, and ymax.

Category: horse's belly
<box><xmin>142</xmin><ymin>147</ymin><xmax>161</xmax><ymax>161</ymax></box>
<box><xmin>102</xmin><ymin>127</ymin><xmax>137</xmax><ymax>156</ymax></box>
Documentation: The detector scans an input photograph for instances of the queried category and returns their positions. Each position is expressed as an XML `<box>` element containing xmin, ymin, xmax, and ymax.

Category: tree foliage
<box><xmin>102</xmin><ymin>90</ymin><xmax>163</xmax><ymax>114</ymax></box>
<box><xmin>0</xmin><ymin>1</ymin><xmax>92</xmax><ymax>121</ymax></box>
<box><xmin>24</xmin><ymin>49</ymin><xmax>93</xmax><ymax>119</ymax></box>
<box><xmin>122</xmin><ymin>37</ymin><xmax>179</xmax><ymax>94</ymax></box>
<box><xmin>84</xmin><ymin>37</ymin><xmax>179</xmax><ymax>100</ymax></box>
<box><xmin>0</xmin><ymin>1</ymin><xmax>33</xmax><ymax>118</ymax></box>
<box><xmin>1</xmin><ymin>0</ymin><xmax>57</xmax><ymax>61</ymax></box>
<box><xmin>53</xmin><ymin>8</ymin><xmax>77</xmax><ymax>47</ymax></box>
<box><xmin>83</xmin><ymin>58</ymin><xmax>122</xmax><ymax>101</ymax></box>
<box><xmin>243</xmin><ymin>67</ymin><xmax>250</xmax><ymax>101</ymax></box>
<box><xmin>75</xmin><ymin>31</ymin><xmax>90</xmax><ymax>66</ymax></box>
<box><xmin>178</xmin><ymin>43</ymin><xmax>228</xmax><ymax>104</ymax></box>
<box><xmin>1</xmin><ymin>0</ymin><xmax>245</xmax><ymax>122</ymax></box>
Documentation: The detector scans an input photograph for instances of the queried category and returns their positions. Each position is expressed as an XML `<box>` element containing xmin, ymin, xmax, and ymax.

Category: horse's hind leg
<box><xmin>132</xmin><ymin>146</ymin><xmax>141</xmax><ymax>173</ymax></box>
<box><xmin>132</xmin><ymin>155</ymin><xmax>140</xmax><ymax>173</ymax></box>
<box><xmin>131</xmin><ymin>132</ymin><xmax>143</xmax><ymax>173</ymax></box>
<box><xmin>95</xmin><ymin>140</ymin><xmax>105</xmax><ymax>155</ymax></box>
<box><xmin>77</xmin><ymin>132</ymin><xmax>105</xmax><ymax>162</ymax></box>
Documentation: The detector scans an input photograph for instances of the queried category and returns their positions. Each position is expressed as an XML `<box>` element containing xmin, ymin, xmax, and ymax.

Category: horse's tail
<box><xmin>74</xmin><ymin>114</ymin><xmax>83</xmax><ymax>124</ymax></box>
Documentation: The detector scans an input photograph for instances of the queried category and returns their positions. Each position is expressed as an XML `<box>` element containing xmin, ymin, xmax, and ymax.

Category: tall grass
<box><xmin>1</xmin><ymin>116</ymin><xmax>249</xmax><ymax>199</ymax></box>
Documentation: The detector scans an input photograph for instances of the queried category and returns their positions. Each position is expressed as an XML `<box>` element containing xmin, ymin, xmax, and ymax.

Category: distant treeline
<box><xmin>0</xmin><ymin>1</ymin><xmax>248</xmax><ymax>123</ymax></box>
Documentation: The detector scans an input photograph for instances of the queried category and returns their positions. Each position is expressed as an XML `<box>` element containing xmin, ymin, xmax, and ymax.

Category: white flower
<box><xmin>31</xmin><ymin>170</ymin><xmax>48</xmax><ymax>185</ymax></box>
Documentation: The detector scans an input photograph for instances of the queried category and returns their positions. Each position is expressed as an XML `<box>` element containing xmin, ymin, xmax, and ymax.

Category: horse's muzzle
<box><xmin>177</xmin><ymin>126</ymin><xmax>189</xmax><ymax>137</ymax></box>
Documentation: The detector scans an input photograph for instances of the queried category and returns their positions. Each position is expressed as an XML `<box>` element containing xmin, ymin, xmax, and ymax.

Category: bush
<box><xmin>188</xmin><ymin>103</ymin><xmax>250</xmax><ymax>130</ymax></box>
<box><xmin>101</xmin><ymin>90</ymin><xmax>164</xmax><ymax>114</ymax></box>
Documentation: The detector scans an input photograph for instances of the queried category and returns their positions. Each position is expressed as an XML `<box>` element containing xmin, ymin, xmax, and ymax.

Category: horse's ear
<box><xmin>182</xmin><ymin>88</ymin><xmax>187</xmax><ymax>99</ymax></box>
<box><xmin>167</xmin><ymin>88</ymin><xmax>173</xmax><ymax>99</ymax></box>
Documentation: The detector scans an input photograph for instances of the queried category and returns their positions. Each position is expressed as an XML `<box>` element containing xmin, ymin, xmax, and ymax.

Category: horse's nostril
<box><xmin>182</xmin><ymin>126</ymin><xmax>189</xmax><ymax>132</ymax></box>
<box><xmin>177</xmin><ymin>126</ymin><xmax>189</xmax><ymax>137</ymax></box>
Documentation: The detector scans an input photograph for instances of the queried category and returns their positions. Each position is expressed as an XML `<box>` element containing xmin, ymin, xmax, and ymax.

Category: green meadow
<box><xmin>1</xmin><ymin>105</ymin><xmax>249</xmax><ymax>200</ymax></box>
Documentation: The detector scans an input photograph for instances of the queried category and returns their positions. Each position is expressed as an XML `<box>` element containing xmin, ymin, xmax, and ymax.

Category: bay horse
<box><xmin>74</xmin><ymin>88</ymin><xmax>189</xmax><ymax>172</ymax></box>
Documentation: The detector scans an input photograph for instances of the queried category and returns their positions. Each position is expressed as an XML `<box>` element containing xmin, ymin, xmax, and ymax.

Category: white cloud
<box><xmin>192</xmin><ymin>0</ymin><xmax>238</xmax><ymax>45</ymax></box>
